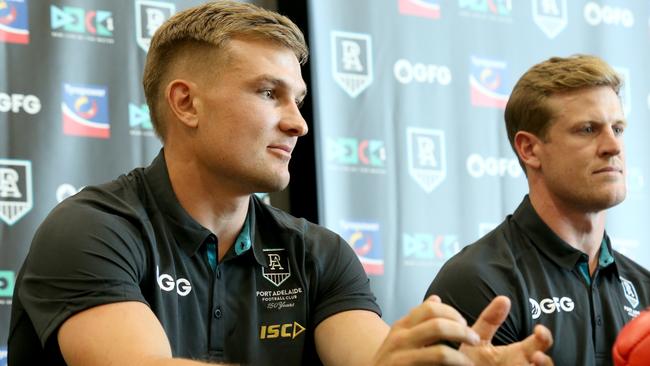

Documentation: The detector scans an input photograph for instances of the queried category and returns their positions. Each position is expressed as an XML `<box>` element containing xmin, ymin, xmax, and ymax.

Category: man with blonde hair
<box><xmin>426</xmin><ymin>54</ymin><xmax>650</xmax><ymax>365</ymax></box>
<box><xmin>10</xmin><ymin>2</ymin><xmax>553</xmax><ymax>365</ymax></box>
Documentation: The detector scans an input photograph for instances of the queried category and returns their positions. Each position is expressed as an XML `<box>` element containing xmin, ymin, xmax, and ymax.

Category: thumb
<box><xmin>471</xmin><ymin>296</ymin><xmax>511</xmax><ymax>341</ymax></box>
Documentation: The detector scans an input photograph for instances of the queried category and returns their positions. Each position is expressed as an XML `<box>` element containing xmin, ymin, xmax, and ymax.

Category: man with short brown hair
<box><xmin>426</xmin><ymin>54</ymin><xmax>650</xmax><ymax>365</ymax></box>
<box><xmin>10</xmin><ymin>2</ymin><xmax>553</xmax><ymax>365</ymax></box>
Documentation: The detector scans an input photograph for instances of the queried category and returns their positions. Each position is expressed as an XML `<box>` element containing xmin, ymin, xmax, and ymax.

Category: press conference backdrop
<box><xmin>0</xmin><ymin>0</ymin><xmax>281</xmax><ymax>360</ymax></box>
<box><xmin>308</xmin><ymin>0</ymin><xmax>650</xmax><ymax>323</ymax></box>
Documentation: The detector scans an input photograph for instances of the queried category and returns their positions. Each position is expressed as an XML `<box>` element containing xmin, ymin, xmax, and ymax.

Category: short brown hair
<box><xmin>504</xmin><ymin>54</ymin><xmax>622</xmax><ymax>172</ymax></box>
<box><xmin>142</xmin><ymin>0</ymin><xmax>308</xmax><ymax>140</ymax></box>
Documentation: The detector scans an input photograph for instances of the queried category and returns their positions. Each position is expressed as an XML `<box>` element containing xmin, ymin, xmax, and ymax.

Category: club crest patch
<box><xmin>262</xmin><ymin>248</ymin><xmax>291</xmax><ymax>287</ymax></box>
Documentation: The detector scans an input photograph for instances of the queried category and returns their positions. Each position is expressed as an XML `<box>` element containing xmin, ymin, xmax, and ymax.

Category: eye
<box><xmin>613</xmin><ymin>125</ymin><xmax>625</xmax><ymax>136</ymax></box>
<box><xmin>579</xmin><ymin>125</ymin><xmax>594</xmax><ymax>134</ymax></box>
<box><xmin>260</xmin><ymin>89</ymin><xmax>274</xmax><ymax>99</ymax></box>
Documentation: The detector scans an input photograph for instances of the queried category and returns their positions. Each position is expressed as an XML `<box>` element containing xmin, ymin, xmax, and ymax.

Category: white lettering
<box><xmin>156</xmin><ymin>266</ymin><xmax>192</xmax><ymax>296</ymax></box>
<box><xmin>529</xmin><ymin>296</ymin><xmax>574</xmax><ymax>319</ymax></box>
<box><xmin>394</xmin><ymin>59</ymin><xmax>452</xmax><ymax>85</ymax></box>
<box><xmin>0</xmin><ymin>93</ymin><xmax>41</xmax><ymax>114</ymax></box>
<box><xmin>0</xmin><ymin>168</ymin><xmax>22</xmax><ymax>198</ymax></box>
<box><xmin>584</xmin><ymin>2</ymin><xmax>634</xmax><ymax>27</ymax></box>
<box><xmin>341</xmin><ymin>40</ymin><xmax>363</xmax><ymax>72</ymax></box>
<box><xmin>466</xmin><ymin>154</ymin><xmax>522</xmax><ymax>178</ymax></box>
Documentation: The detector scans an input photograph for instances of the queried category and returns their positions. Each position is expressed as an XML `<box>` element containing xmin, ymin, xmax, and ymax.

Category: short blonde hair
<box><xmin>505</xmin><ymin>54</ymin><xmax>622</xmax><ymax>172</ymax></box>
<box><xmin>142</xmin><ymin>0</ymin><xmax>308</xmax><ymax>140</ymax></box>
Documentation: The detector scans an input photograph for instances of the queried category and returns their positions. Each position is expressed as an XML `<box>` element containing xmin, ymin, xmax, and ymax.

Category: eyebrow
<box><xmin>251</xmin><ymin>75</ymin><xmax>308</xmax><ymax>100</ymax></box>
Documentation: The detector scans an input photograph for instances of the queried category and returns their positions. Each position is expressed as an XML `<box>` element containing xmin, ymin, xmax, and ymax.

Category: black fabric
<box><xmin>426</xmin><ymin>195</ymin><xmax>650</xmax><ymax>366</ymax></box>
<box><xmin>9</xmin><ymin>150</ymin><xmax>380</xmax><ymax>366</ymax></box>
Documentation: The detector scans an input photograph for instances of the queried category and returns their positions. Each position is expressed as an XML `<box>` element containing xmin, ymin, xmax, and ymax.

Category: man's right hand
<box><xmin>371</xmin><ymin>295</ymin><xmax>480</xmax><ymax>365</ymax></box>
<box><xmin>371</xmin><ymin>295</ymin><xmax>553</xmax><ymax>366</ymax></box>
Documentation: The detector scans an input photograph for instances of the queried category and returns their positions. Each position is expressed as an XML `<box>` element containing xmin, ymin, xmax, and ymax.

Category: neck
<box><xmin>528</xmin><ymin>189</ymin><xmax>606</xmax><ymax>273</ymax></box>
<box><xmin>164</xmin><ymin>147</ymin><xmax>249</xmax><ymax>260</ymax></box>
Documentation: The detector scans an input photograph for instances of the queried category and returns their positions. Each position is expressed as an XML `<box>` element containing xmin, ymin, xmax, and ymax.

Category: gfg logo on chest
<box><xmin>156</xmin><ymin>266</ymin><xmax>192</xmax><ymax>296</ymax></box>
<box><xmin>529</xmin><ymin>296</ymin><xmax>575</xmax><ymax>319</ymax></box>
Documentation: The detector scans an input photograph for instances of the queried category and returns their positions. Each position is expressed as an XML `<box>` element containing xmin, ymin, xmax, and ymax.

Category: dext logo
<box><xmin>259</xmin><ymin>321</ymin><xmax>305</xmax><ymax>340</ymax></box>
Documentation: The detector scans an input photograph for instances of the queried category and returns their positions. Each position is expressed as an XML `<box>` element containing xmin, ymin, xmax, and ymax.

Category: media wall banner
<box><xmin>308</xmin><ymin>0</ymin><xmax>650</xmax><ymax>322</ymax></box>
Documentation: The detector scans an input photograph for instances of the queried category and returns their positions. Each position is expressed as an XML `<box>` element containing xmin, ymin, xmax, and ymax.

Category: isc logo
<box><xmin>259</xmin><ymin>321</ymin><xmax>305</xmax><ymax>340</ymax></box>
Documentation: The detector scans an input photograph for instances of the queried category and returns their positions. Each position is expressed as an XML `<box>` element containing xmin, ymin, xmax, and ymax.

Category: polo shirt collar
<box><xmin>144</xmin><ymin>150</ymin><xmax>268</xmax><ymax>266</ymax></box>
<box><xmin>144</xmin><ymin>150</ymin><xmax>212</xmax><ymax>257</ymax></box>
<box><xmin>511</xmin><ymin>195</ymin><xmax>615</xmax><ymax>271</ymax></box>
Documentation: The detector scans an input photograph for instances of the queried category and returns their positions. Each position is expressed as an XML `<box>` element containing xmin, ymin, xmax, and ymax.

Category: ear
<box><xmin>165</xmin><ymin>79</ymin><xmax>199</xmax><ymax>128</ymax></box>
<box><xmin>514</xmin><ymin>131</ymin><xmax>542</xmax><ymax>171</ymax></box>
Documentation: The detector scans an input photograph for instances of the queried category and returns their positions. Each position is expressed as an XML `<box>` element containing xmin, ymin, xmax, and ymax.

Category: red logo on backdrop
<box><xmin>398</xmin><ymin>0</ymin><xmax>441</xmax><ymax>19</ymax></box>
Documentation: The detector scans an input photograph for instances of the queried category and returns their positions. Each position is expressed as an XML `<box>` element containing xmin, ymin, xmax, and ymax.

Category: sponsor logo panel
<box><xmin>0</xmin><ymin>0</ymin><xmax>29</xmax><ymax>44</ymax></box>
<box><xmin>129</xmin><ymin>103</ymin><xmax>155</xmax><ymax>136</ymax></box>
<box><xmin>407</xmin><ymin>127</ymin><xmax>445</xmax><ymax>193</ymax></box>
<box><xmin>583</xmin><ymin>2</ymin><xmax>634</xmax><ymax>28</ymax></box>
<box><xmin>0</xmin><ymin>270</ymin><xmax>15</xmax><ymax>305</ymax></box>
<box><xmin>331</xmin><ymin>31</ymin><xmax>373</xmax><ymax>98</ymax></box>
<box><xmin>340</xmin><ymin>220</ymin><xmax>384</xmax><ymax>275</ymax></box>
<box><xmin>135</xmin><ymin>0</ymin><xmax>175</xmax><ymax>52</ymax></box>
<box><xmin>458</xmin><ymin>0</ymin><xmax>513</xmax><ymax>22</ymax></box>
<box><xmin>0</xmin><ymin>91</ymin><xmax>40</xmax><ymax>114</ymax></box>
<box><xmin>532</xmin><ymin>0</ymin><xmax>568</xmax><ymax>39</ymax></box>
<box><xmin>325</xmin><ymin>136</ymin><xmax>387</xmax><ymax>174</ymax></box>
<box><xmin>466</xmin><ymin>154</ymin><xmax>522</xmax><ymax>178</ymax></box>
<box><xmin>469</xmin><ymin>56</ymin><xmax>509</xmax><ymax>109</ymax></box>
<box><xmin>394</xmin><ymin>58</ymin><xmax>452</xmax><ymax>85</ymax></box>
<box><xmin>0</xmin><ymin>159</ymin><xmax>32</xmax><ymax>225</ymax></box>
<box><xmin>398</xmin><ymin>0</ymin><xmax>441</xmax><ymax>19</ymax></box>
<box><xmin>61</xmin><ymin>83</ymin><xmax>110</xmax><ymax>139</ymax></box>
<box><xmin>50</xmin><ymin>4</ymin><xmax>114</xmax><ymax>44</ymax></box>
<box><xmin>0</xmin><ymin>346</ymin><xmax>6</xmax><ymax>366</ymax></box>
<box><xmin>402</xmin><ymin>232</ymin><xmax>459</xmax><ymax>266</ymax></box>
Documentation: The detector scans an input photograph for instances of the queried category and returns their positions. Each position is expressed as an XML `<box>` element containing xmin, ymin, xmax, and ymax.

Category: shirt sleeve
<box><xmin>304</xmin><ymin>226</ymin><xmax>381</xmax><ymax>328</ymax></box>
<box><xmin>18</xmin><ymin>194</ymin><xmax>148</xmax><ymax>347</ymax></box>
<box><xmin>425</xmin><ymin>243</ymin><xmax>523</xmax><ymax>345</ymax></box>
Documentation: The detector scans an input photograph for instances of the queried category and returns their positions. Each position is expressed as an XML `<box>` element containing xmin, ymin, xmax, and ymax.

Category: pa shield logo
<box><xmin>340</xmin><ymin>220</ymin><xmax>384</xmax><ymax>275</ymax></box>
<box><xmin>0</xmin><ymin>159</ymin><xmax>32</xmax><ymax>225</ymax></box>
<box><xmin>620</xmin><ymin>277</ymin><xmax>639</xmax><ymax>309</ymax></box>
<box><xmin>331</xmin><ymin>31</ymin><xmax>373</xmax><ymax>98</ymax></box>
<box><xmin>398</xmin><ymin>0</ymin><xmax>441</xmax><ymax>19</ymax></box>
<box><xmin>135</xmin><ymin>0</ymin><xmax>175</xmax><ymax>52</ymax></box>
<box><xmin>532</xmin><ymin>0</ymin><xmax>567</xmax><ymax>39</ymax></box>
<box><xmin>62</xmin><ymin>83</ymin><xmax>110</xmax><ymax>139</ymax></box>
<box><xmin>469</xmin><ymin>56</ymin><xmax>509</xmax><ymax>109</ymax></box>
<box><xmin>0</xmin><ymin>0</ymin><xmax>29</xmax><ymax>44</ymax></box>
<box><xmin>262</xmin><ymin>248</ymin><xmax>291</xmax><ymax>287</ymax></box>
<box><xmin>407</xmin><ymin>127</ymin><xmax>446</xmax><ymax>193</ymax></box>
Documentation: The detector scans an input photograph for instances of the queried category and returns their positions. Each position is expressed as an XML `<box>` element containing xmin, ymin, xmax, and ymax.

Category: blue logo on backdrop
<box><xmin>340</xmin><ymin>220</ymin><xmax>384</xmax><ymax>276</ymax></box>
<box><xmin>50</xmin><ymin>4</ymin><xmax>114</xmax><ymax>43</ymax></box>
<box><xmin>469</xmin><ymin>56</ymin><xmax>509</xmax><ymax>109</ymax></box>
<box><xmin>129</xmin><ymin>103</ymin><xmax>155</xmax><ymax>136</ymax></box>
<box><xmin>62</xmin><ymin>83</ymin><xmax>110</xmax><ymax>139</ymax></box>
<box><xmin>458</xmin><ymin>0</ymin><xmax>512</xmax><ymax>22</ymax></box>
<box><xmin>0</xmin><ymin>346</ymin><xmax>7</xmax><ymax>366</ymax></box>
<box><xmin>402</xmin><ymin>233</ymin><xmax>460</xmax><ymax>266</ymax></box>
<box><xmin>0</xmin><ymin>0</ymin><xmax>29</xmax><ymax>44</ymax></box>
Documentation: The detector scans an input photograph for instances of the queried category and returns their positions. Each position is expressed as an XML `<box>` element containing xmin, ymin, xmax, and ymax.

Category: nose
<box><xmin>279</xmin><ymin>103</ymin><xmax>308</xmax><ymax>137</ymax></box>
<box><xmin>598</xmin><ymin>126</ymin><xmax>622</xmax><ymax>158</ymax></box>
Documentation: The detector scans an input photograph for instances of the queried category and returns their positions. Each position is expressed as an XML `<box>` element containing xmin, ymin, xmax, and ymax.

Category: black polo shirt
<box><xmin>8</xmin><ymin>150</ymin><xmax>380</xmax><ymax>365</ymax></box>
<box><xmin>426</xmin><ymin>195</ymin><xmax>650</xmax><ymax>366</ymax></box>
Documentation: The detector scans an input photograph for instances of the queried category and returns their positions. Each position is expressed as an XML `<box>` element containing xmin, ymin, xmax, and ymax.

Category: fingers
<box><xmin>403</xmin><ymin>297</ymin><xmax>468</xmax><ymax>329</ymax></box>
<box><xmin>531</xmin><ymin>351</ymin><xmax>554</xmax><ymax>366</ymax></box>
<box><xmin>471</xmin><ymin>295</ymin><xmax>511</xmax><ymax>341</ymax></box>
<box><xmin>518</xmin><ymin>324</ymin><xmax>553</xmax><ymax>360</ymax></box>
<box><xmin>408</xmin><ymin>317</ymin><xmax>481</xmax><ymax>347</ymax></box>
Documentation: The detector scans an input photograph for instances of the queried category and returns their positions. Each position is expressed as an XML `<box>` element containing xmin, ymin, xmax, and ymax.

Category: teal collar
<box><xmin>578</xmin><ymin>238</ymin><xmax>615</xmax><ymax>285</ymax></box>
